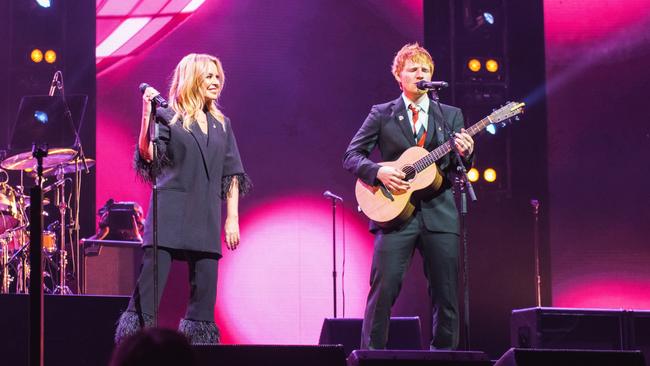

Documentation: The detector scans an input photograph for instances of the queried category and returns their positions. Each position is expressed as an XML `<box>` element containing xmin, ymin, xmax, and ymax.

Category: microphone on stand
<box><xmin>139</xmin><ymin>83</ymin><xmax>169</xmax><ymax>108</ymax></box>
<box><xmin>323</xmin><ymin>190</ymin><xmax>343</xmax><ymax>202</ymax></box>
<box><xmin>415</xmin><ymin>80</ymin><xmax>449</xmax><ymax>90</ymax></box>
<box><xmin>48</xmin><ymin>71</ymin><xmax>61</xmax><ymax>96</ymax></box>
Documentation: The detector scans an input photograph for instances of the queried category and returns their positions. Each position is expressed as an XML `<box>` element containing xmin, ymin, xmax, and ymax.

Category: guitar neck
<box><xmin>414</xmin><ymin>116</ymin><xmax>491</xmax><ymax>172</ymax></box>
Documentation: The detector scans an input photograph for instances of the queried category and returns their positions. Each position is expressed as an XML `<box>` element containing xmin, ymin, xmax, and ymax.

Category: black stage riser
<box><xmin>494</xmin><ymin>348</ymin><xmax>646</xmax><ymax>366</ymax></box>
<box><xmin>347</xmin><ymin>350</ymin><xmax>492</xmax><ymax>366</ymax></box>
<box><xmin>0</xmin><ymin>294</ymin><xmax>128</xmax><ymax>366</ymax></box>
<box><xmin>193</xmin><ymin>344</ymin><xmax>347</xmax><ymax>366</ymax></box>
<box><xmin>319</xmin><ymin>317</ymin><xmax>422</xmax><ymax>356</ymax></box>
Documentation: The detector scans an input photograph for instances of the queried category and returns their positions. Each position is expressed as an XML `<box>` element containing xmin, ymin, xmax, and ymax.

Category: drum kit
<box><xmin>0</xmin><ymin>148</ymin><xmax>94</xmax><ymax>294</ymax></box>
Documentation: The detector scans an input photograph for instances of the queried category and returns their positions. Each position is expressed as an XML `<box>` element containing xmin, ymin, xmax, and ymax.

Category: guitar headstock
<box><xmin>488</xmin><ymin>101</ymin><xmax>525</xmax><ymax>124</ymax></box>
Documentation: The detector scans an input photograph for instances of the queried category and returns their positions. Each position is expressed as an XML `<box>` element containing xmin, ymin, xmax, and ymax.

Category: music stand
<box><xmin>9</xmin><ymin>95</ymin><xmax>87</xmax><ymax>152</ymax></box>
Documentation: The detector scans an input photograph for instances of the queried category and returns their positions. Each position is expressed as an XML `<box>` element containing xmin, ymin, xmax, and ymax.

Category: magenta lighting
<box><xmin>95</xmin><ymin>0</ymin><xmax>206</xmax><ymax>74</ymax></box>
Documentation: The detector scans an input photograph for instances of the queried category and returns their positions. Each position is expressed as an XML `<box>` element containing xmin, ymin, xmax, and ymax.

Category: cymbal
<box><xmin>41</xmin><ymin>158</ymin><xmax>95</xmax><ymax>177</ymax></box>
<box><xmin>0</xmin><ymin>148</ymin><xmax>77</xmax><ymax>171</ymax></box>
<box><xmin>22</xmin><ymin>196</ymin><xmax>51</xmax><ymax>207</ymax></box>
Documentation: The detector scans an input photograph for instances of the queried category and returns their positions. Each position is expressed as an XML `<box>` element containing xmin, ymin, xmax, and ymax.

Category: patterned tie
<box><xmin>408</xmin><ymin>104</ymin><xmax>426</xmax><ymax>147</ymax></box>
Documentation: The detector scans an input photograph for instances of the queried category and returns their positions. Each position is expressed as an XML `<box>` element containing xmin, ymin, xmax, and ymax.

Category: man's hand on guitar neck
<box><xmin>453</xmin><ymin>128</ymin><xmax>474</xmax><ymax>158</ymax></box>
<box><xmin>377</xmin><ymin>166</ymin><xmax>410</xmax><ymax>194</ymax></box>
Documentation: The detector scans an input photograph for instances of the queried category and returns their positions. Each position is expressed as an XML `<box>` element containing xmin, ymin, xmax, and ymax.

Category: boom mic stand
<box><xmin>51</xmin><ymin>70</ymin><xmax>90</xmax><ymax>293</ymax></box>
<box><xmin>430</xmin><ymin>87</ymin><xmax>477</xmax><ymax>351</ymax></box>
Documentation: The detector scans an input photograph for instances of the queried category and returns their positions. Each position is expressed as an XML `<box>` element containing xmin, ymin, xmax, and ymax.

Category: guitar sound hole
<box><xmin>402</xmin><ymin>165</ymin><xmax>416</xmax><ymax>181</ymax></box>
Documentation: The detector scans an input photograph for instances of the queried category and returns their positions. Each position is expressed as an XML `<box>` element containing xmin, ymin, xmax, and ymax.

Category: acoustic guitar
<box><xmin>355</xmin><ymin>101</ymin><xmax>525</xmax><ymax>227</ymax></box>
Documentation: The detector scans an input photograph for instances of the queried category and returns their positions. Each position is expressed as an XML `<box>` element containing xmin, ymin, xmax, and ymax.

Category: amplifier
<box><xmin>80</xmin><ymin>239</ymin><xmax>143</xmax><ymax>296</ymax></box>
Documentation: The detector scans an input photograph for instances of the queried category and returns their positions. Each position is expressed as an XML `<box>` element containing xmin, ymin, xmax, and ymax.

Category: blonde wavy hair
<box><xmin>168</xmin><ymin>53</ymin><xmax>225</xmax><ymax>130</ymax></box>
<box><xmin>391</xmin><ymin>43</ymin><xmax>435</xmax><ymax>82</ymax></box>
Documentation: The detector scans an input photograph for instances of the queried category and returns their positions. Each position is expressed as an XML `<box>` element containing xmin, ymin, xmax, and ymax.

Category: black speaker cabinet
<box><xmin>494</xmin><ymin>348</ymin><xmax>646</xmax><ymax>366</ymax></box>
<box><xmin>80</xmin><ymin>239</ymin><xmax>143</xmax><ymax>295</ymax></box>
<box><xmin>511</xmin><ymin>307</ymin><xmax>626</xmax><ymax>350</ymax></box>
<box><xmin>193</xmin><ymin>344</ymin><xmax>346</xmax><ymax>366</ymax></box>
<box><xmin>629</xmin><ymin>311</ymin><xmax>650</xmax><ymax>366</ymax></box>
<box><xmin>347</xmin><ymin>350</ymin><xmax>491</xmax><ymax>366</ymax></box>
<box><xmin>319</xmin><ymin>317</ymin><xmax>422</xmax><ymax>356</ymax></box>
<box><xmin>0</xmin><ymin>294</ymin><xmax>129</xmax><ymax>366</ymax></box>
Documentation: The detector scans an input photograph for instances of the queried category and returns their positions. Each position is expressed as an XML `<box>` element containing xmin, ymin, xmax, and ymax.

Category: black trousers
<box><xmin>361</xmin><ymin>212</ymin><xmax>459</xmax><ymax>349</ymax></box>
<box><xmin>127</xmin><ymin>247</ymin><xmax>219</xmax><ymax>322</ymax></box>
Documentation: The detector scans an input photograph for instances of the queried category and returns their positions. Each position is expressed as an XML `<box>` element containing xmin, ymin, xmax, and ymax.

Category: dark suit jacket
<box><xmin>343</xmin><ymin>96</ymin><xmax>473</xmax><ymax>234</ymax></box>
<box><xmin>135</xmin><ymin>107</ymin><xmax>250</xmax><ymax>256</ymax></box>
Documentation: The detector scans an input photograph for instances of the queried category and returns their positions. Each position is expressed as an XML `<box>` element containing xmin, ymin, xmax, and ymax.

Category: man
<box><xmin>343</xmin><ymin>43</ymin><xmax>474</xmax><ymax>350</ymax></box>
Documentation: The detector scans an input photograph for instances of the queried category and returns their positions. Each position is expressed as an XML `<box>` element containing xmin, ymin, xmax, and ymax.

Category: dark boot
<box><xmin>114</xmin><ymin>311</ymin><xmax>153</xmax><ymax>344</ymax></box>
<box><xmin>178</xmin><ymin>318</ymin><xmax>220</xmax><ymax>344</ymax></box>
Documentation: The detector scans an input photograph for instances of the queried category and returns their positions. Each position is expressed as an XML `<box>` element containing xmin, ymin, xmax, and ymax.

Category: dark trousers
<box><xmin>361</xmin><ymin>212</ymin><xmax>459</xmax><ymax>349</ymax></box>
<box><xmin>127</xmin><ymin>247</ymin><xmax>219</xmax><ymax>322</ymax></box>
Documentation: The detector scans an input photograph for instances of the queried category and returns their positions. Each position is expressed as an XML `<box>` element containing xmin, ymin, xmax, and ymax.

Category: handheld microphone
<box><xmin>323</xmin><ymin>190</ymin><xmax>343</xmax><ymax>202</ymax></box>
<box><xmin>139</xmin><ymin>83</ymin><xmax>169</xmax><ymax>108</ymax></box>
<box><xmin>416</xmin><ymin>80</ymin><xmax>449</xmax><ymax>90</ymax></box>
<box><xmin>48</xmin><ymin>71</ymin><xmax>61</xmax><ymax>97</ymax></box>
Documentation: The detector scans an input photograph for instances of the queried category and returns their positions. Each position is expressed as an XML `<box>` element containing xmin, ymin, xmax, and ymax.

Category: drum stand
<box><xmin>1</xmin><ymin>233</ymin><xmax>10</xmax><ymax>293</ymax></box>
<box><xmin>52</xmin><ymin>170</ymin><xmax>71</xmax><ymax>295</ymax></box>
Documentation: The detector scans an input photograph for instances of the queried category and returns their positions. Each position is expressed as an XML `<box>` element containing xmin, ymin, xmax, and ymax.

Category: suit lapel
<box><xmin>189</xmin><ymin>122</ymin><xmax>211</xmax><ymax>180</ymax></box>
<box><xmin>391</xmin><ymin>98</ymin><xmax>415</xmax><ymax>147</ymax></box>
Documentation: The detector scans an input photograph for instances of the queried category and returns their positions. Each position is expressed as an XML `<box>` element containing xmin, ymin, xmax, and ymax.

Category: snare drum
<box><xmin>23</xmin><ymin>230</ymin><xmax>58</xmax><ymax>253</ymax></box>
<box><xmin>42</xmin><ymin>231</ymin><xmax>57</xmax><ymax>253</ymax></box>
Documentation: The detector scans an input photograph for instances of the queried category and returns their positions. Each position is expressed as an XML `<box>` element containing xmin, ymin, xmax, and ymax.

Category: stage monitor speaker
<box><xmin>511</xmin><ymin>307</ymin><xmax>625</xmax><ymax>350</ymax></box>
<box><xmin>347</xmin><ymin>350</ymin><xmax>491</xmax><ymax>366</ymax></box>
<box><xmin>193</xmin><ymin>344</ymin><xmax>346</xmax><ymax>366</ymax></box>
<box><xmin>493</xmin><ymin>348</ymin><xmax>646</xmax><ymax>366</ymax></box>
<box><xmin>81</xmin><ymin>239</ymin><xmax>143</xmax><ymax>295</ymax></box>
<box><xmin>319</xmin><ymin>317</ymin><xmax>422</xmax><ymax>356</ymax></box>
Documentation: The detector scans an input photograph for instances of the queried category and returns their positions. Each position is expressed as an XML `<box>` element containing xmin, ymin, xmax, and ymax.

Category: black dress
<box><xmin>135</xmin><ymin>107</ymin><xmax>252</xmax><ymax>256</ymax></box>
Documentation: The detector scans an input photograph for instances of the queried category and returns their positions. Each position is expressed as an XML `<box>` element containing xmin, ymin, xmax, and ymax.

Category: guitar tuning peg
<box><xmin>514</xmin><ymin>116</ymin><xmax>520</xmax><ymax>121</ymax></box>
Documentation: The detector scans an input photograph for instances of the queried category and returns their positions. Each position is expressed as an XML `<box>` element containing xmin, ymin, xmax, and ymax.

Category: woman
<box><xmin>115</xmin><ymin>53</ymin><xmax>252</xmax><ymax>344</ymax></box>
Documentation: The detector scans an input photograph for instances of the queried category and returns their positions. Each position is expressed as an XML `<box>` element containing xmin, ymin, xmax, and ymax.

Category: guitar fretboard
<box><xmin>413</xmin><ymin>116</ymin><xmax>492</xmax><ymax>173</ymax></box>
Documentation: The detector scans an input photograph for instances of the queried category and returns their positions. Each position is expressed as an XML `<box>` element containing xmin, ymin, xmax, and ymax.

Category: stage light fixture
<box><xmin>44</xmin><ymin>49</ymin><xmax>57</xmax><ymax>63</ymax></box>
<box><xmin>35</xmin><ymin>0</ymin><xmax>51</xmax><ymax>8</ymax></box>
<box><xmin>482</xmin><ymin>12</ymin><xmax>495</xmax><ymax>25</ymax></box>
<box><xmin>483</xmin><ymin>168</ymin><xmax>497</xmax><ymax>183</ymax></box>
<box><xmin>31</xmin><ymin>49</ymin><xmax>44</xmax><ymax>63</ymax></box>
<box><xmin>471</xmin><ymin>12</ymin><xmax>495</xmax><ymax>31</ymax></box>
<box><xmin>467</xmin><ymin>168</ymin><xmax>479</xmax><ymax>182</ymax></box>
<box><xmin>468</xmin><ymin>58</ymin><xmax>481</xmax><ymax>72</ymax></box>
<box><xmin>34</xmin><ymin>110</ymin><xmax>48</xmax><ymax>124</ymax></box>
<box><xmin>486</xmin><ymin>59</ymin><xmax>499</xmax><ymax>73</ymax></box>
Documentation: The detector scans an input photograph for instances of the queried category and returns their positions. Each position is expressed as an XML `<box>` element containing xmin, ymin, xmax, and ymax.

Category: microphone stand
<box><xmin>148</xmin><ymin>105</ymin><xmax>160</xmax><ymax>327</ymax></box>
<box><xmin>326</xmin><ymin>195</ymin><xmax>338</xmax><ymax>318</ymax></box>
<box><xmin>430</xmin><ymin>87</ymin><xmax>477</xmax><ymax>351</ymax></box>
<box><xmin>531</xmin><ymin>199</ymin><xmax>541</xmax><ymax>307</ymax></box>
<box><xmin>29</xmin><ymin>143</ymin><xmax>47</xmax><ymax>366</ymax></box>
<box><xmin>54</xmin><ymin>71</ymin><xmax>89</xmax><ymax>293</ymax></box>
